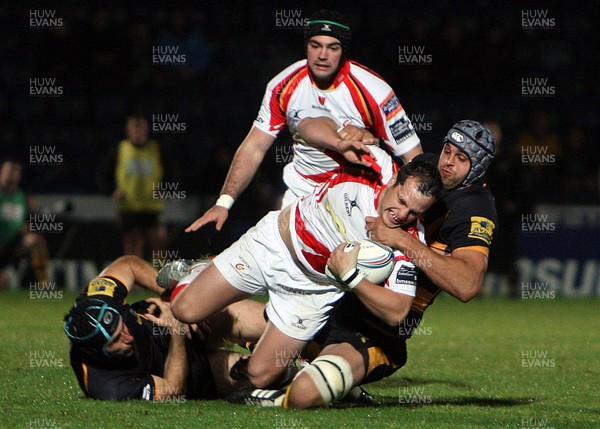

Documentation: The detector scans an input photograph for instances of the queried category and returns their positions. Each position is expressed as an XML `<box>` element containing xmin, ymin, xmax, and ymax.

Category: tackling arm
<box><xmin>297</xmin><ymin>117</ymin><xmax>375</xmax><ymax>167</ymax></box>
<box><xmin>366</xmin><ymin>216</ymin><xmax>487</xmax><ymax>302</ymax></box>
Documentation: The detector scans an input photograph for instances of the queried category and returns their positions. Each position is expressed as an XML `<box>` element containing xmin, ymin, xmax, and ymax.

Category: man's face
<box><xmin>377</xmin><ymin>175</ymin><xmax>436</xmax><ymax>229</ymax></box>
<box><xmin>125</xmin><ymin>118</ymin><xmax>149</xmax><ymax>146</ymax></box>
<box><xmin>0</xmin><ymin>161</ymin><xmax>22</xmax><ymax>192</ymax></box>
<box><xmin>306</xmin><ymin>35</ymin><xmax>343</xmax><ymax>86</ymax></box>
<box><xmin>105</xmin><ymin>320</ymin><xmax>135</xmax><ymax>359</ymax></box>
<box><xmin>437</xmin><ymin>143</ymin><xmax>470</xmax><ymax>189</ymax></box>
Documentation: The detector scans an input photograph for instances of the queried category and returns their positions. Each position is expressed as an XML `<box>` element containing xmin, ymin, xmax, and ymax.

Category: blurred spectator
<box><xmin>0</xmin><ymin>159</ymin><xmax>49</xmax><ymax>289</ymax></box>
<box><xmin>516</xmin><ymin>111</ymin><xmax>563</xmax><ymax>203</ymax></box>
<box><xmin>98</xmin><ymin>113</ymin><xmax>180</xmax><ymax>261</ymax></box>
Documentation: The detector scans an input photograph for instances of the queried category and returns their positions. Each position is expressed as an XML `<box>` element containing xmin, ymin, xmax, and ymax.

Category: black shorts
<box><xmin>315</xmin><ymin>309</ymin><xmax>408</xmax><ymax>385</ymax></box>
<box><xmin>119</xmin><ymin>211</ymin><xmax>163</xmax><ymax>233</ymax></box>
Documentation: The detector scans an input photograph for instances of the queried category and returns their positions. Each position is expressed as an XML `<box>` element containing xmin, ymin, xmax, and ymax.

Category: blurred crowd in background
<box><xmin>2</xmin><ymin>2</ymin><xmax>598</xmax><ymax>228</ymax></box>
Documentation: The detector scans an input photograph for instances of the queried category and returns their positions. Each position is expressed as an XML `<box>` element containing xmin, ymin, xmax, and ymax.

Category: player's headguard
<box><xmin>444</xmin><ymin>120</ymin><xmax>495</xmax><ymax>186</ymax></box>
<box><xmin>304</xmin><ymin>9</ymin><xmax>352</xmax><ymax>55</ymax></box>
<box><xmin>64</xmin><ymin>298</ymin><xmax>122</xmax><ymax>356</ymax></box>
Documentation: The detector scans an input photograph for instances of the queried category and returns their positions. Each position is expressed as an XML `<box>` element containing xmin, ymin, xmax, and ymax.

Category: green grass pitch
<box><xmin>0</xmin><ymin>290</ymin><xmax>598</xmax><ymax>429</ymax></box>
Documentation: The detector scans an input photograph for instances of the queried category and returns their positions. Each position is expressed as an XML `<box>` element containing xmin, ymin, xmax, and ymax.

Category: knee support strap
<box><xmin>300</xmin><ymin>355</ymin><xmax>354</xmax><ymax>405</ymax></box>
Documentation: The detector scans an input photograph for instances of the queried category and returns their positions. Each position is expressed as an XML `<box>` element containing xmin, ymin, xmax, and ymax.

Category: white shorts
<box><xmin>212</xmin><ymin>211</ymin><xmax>344</xmax><ymax>341</ymax></box>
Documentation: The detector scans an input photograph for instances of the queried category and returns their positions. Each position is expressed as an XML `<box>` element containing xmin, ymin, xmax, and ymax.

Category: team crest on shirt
<box><xmin>318</xmin><ymin>96</ymin><xmax>326</xmax><ymax>105</ymax></box>
<box><xmin>468</xmin><ymin>216</ymin><xmax>495</xmax><ymax>245</ymax></box>
<box><xmin>87</xmin><ymin>277</ymin><xmax>118</xmax><ymax>297</ymax></box>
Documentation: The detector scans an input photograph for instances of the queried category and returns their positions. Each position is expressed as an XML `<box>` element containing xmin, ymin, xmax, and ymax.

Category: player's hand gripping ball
<box><xmin>326</xmin><ymin>239</ymin><xmax>394</xmax><ymax>286</ymax></box>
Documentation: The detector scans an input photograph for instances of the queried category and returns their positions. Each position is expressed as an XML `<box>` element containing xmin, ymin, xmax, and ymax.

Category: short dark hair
<box><xmin>394</xmin><ymin>159</ymin><xmax>443</xmax><ymax>201</ymax></box>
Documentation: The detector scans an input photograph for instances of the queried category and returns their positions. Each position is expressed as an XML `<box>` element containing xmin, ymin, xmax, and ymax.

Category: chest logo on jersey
<box><xmin>344</xmin><ymin>193</ymin><xmax>361</xmax><ymax>216</ymax></box>
<box><xmin>87</xmin><ymin>278</ymin><xmax>118</xmax><ymax>297</ymax></box>
<box><xmin>318</xmin><ymin>96</ymin><xmax>326</xmax><ymax>105</ymax></box>
<box><xmin>468</xmin><ymin>216</ymin><xmax>495</xmax><ymax>245</ymax></box>
<box><xmin>395</xmin><ymin>264</ymin><xmax>417</xmax><ymax>286</ymax></box>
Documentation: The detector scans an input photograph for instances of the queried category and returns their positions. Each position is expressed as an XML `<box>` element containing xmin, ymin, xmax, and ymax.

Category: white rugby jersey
<box><xmin>253</xmin><ymin>59</ymin><xmax>421</xmax><ymax>198</ymax></box>
<box><xmin>287</xmin><ymin>146</ymin><xmax>423</xmax><ymax>297</ymax></box>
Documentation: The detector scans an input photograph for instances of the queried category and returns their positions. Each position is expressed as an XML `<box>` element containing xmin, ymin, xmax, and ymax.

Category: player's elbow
<box><xmin>454</xmin><ymin>282</ymin><xmax>482</xmax><ymax>302</ymax></box>
<box><xmin>170</xmin><ymin>299</ymin><xmax>195</xmax><ymax>324</ymax></box>
<box><xmin>383</xmin><ymin>307</ymin><xmax>412</xmax><ymax>328</ymax></box>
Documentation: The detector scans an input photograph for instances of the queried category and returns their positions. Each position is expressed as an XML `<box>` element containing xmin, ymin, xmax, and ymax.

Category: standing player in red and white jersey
<box><xmin>186</xmin><ymin>9</ymin><xmax>422</xmax><ymax>233</ymax></box>
<box><xmin>171</xmin><ymin>141</ymin><xmax>442</xmax><ymax>391</ymax></box>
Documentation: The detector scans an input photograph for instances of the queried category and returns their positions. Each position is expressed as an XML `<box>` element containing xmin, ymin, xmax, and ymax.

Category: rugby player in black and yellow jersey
<box><xmin>63</xmin><ymin>255</ymin><xmax>266</xmax><ymax>401</ymax></box>
<box><xmin>229</xmin><ymin>120</ymin><xmax>497</xmax><ymax>408</ymax></box>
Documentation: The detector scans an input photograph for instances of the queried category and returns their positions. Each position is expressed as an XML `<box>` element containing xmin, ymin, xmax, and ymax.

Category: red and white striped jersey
<box><xmin>287</xmin><ymin>146</ymin><xmax>423</xmax><ymax>297</ymax></box>
<box><xmin>253</xmin><ymin>59</ymin><xmax>420</xmax><ymax>199</ymax></box>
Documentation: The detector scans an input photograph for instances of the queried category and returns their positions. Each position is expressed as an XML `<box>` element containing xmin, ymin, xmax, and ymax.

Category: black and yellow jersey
<box><xmin>68</xmin><ymin>276</ymin><xmax>217</xmax><ymax>401</ymax></box>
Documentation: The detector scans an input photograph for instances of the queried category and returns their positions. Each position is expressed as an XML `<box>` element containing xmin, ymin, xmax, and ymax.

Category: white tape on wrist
<box><xmin>340</xmin><ymin>267</ymin><xmax>363</xmax><ymax>289</ymax></box>
<box><xmin>215</xmin><ymin>194</ymin><xmax>235</xmax><ymax>209</ymax></box>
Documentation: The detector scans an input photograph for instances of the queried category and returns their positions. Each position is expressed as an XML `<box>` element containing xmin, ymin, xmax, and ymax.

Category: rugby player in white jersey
<box><xmin>171</xmin><ymin>141</ymin><xmax>442</xmax><ymax>391</ymax></box>
<box><xmin>186</xmin><ymin>9</ymin><xmax>422</xmax><ymax>233</ymax></box>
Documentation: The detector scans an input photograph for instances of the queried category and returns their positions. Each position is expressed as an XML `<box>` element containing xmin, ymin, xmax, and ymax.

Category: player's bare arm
<box><xmin>366</xmin><ymin>216</ymin><xmax>487</xmax><ymax>302</ymax></box>
<box><xmin>186</xmin><ymin>126</ymin><xmax>276</xmax><ymax>232</ymax></box>
<box><xmin>297</xmin><ymin>117</ymin><xmax>374</xmax><ymax>167</ymax></box>
<box><xmin>401</xmin><ymin>145</ymin><xmax>423</xmax><ymax>164</ymax></box>
<box><xmin>97</xmin><ymin>255</ymin><xmax>165</xmax><ymax>296</ymax></box>
<box><xmin>145</xmin><ymin>299</ymin><xmax>188</xmax><ymax>398</ymax></box>
<box><xmin>327</xmin><ymin>242</ymin><xmax>413</xmax><ymax>326</ymax></box>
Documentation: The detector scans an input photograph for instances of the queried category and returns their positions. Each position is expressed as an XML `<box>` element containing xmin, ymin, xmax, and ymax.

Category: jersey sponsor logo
<box><xmin>468</xmin><ymin>216</ymin><xmax>495</xmax><ymax>245</ymax></box>
<box><xmin>395</xmin><ymin>264</ymin><xmax>417</xmax><ymax>286</ymax></box>
<box><xmin>87</xmin><ymin>277</ymin><xmax>118</xmax><ymax>297</ymax></box>
<box><xmin>344</xmin><ymin>193</ymin><xmax>361</xmax><ymax>216</ymax></box>
<box><xmin>291</xmin><ymin>315</ymin><xmax>308</xmax><ymax>330</ymax></box>
<box><xmin>389</xmin><ymin>117</ymin><xmax>415</xmax><ymax>143</ymax></box>
<box><xmin>381</xmin><ymin>95</ymin><xmax>400</xmax><ymax>115</ymax></box>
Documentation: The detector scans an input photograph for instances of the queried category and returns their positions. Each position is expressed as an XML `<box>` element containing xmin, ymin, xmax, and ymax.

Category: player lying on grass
<box><xmin>227</xmin><ymin>119</ymin><xmax>497</xmax><ymax>408</ymax></box>
<box><xmin>63</xmin><ymin>255</ymin><xmax>266</xmax><ymax>401</ymax></box>
<box><xmin>171</xmin><ymin>145</ymin><xmax>442</xmax><ymax>393</ymax></box>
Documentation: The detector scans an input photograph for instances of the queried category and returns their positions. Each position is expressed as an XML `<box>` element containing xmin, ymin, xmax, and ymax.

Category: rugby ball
<box><xmin>326</xmin><ymin>239</ymin><xmax>395</xmax><ymax>285</ymax></box>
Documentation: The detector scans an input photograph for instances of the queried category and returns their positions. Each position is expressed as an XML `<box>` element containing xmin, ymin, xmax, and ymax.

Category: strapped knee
<box><xmin>300</xmin><ymin>355</ymin><xmax>354</xmax><ymax>405</ymax></box>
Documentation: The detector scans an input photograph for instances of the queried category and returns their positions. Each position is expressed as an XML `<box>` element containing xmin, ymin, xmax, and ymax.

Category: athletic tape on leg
<box><xmin>301</xmin><ymin>355</ymin><xmax>354</xmax><ymax>405</ymax></box>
